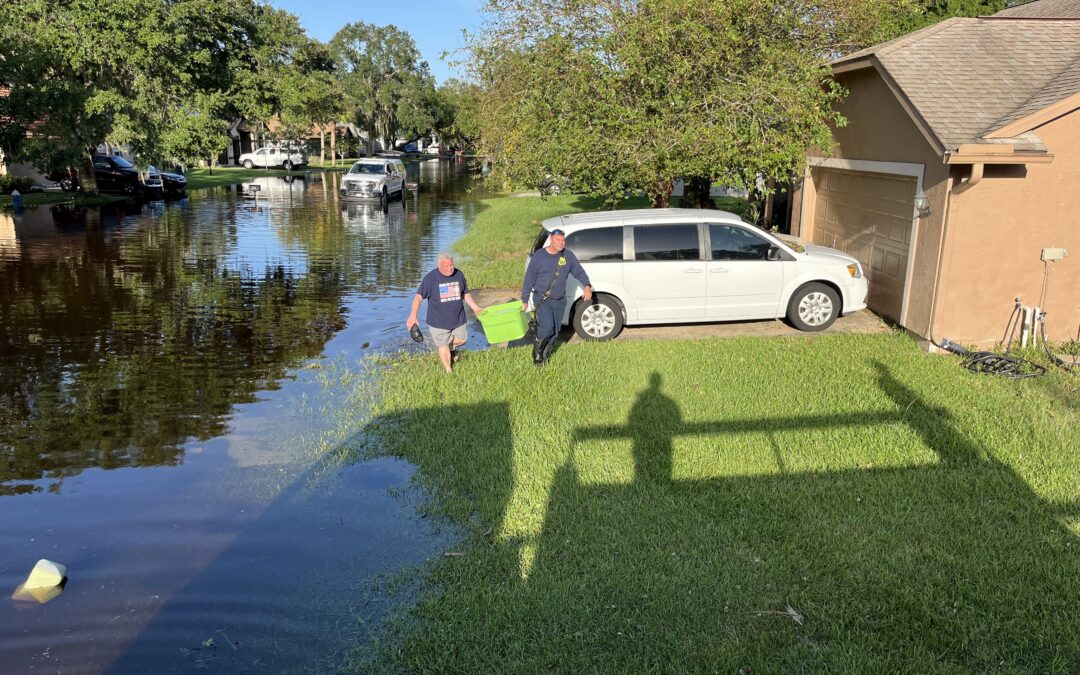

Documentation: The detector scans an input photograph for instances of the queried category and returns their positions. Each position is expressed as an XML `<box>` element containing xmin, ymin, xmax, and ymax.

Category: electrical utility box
<box><xmin>1041</xmin><ymin>247</ymin><xmax>1067</xmax><ymax>262</ymax></box>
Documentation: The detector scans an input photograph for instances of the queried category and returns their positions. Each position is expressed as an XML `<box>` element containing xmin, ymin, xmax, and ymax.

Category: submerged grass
<box><xmin>1</xmin><ymin>192</ymin><xmax>127</xmax><ymax>209</ymax></box>
<box><xmin>454</xmin><ymin>194</ymin><xmax>749</xmax><ymax>289</ymax></box>
<box><xmin>349</xmin><ymin>331</ymin><xmax>1079</xmax><ymax>672</ymax></box>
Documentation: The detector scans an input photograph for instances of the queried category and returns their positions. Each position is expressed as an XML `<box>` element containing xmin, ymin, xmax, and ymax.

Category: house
<box><xmin>221</xmin><ymin>118</ymin><xmax>378</xmax><ymax>165</ymax></box>
<box><xmin>789</xmin><ymin>0</ymin><xmax>1080</xmax><ymax>348</ymax></box>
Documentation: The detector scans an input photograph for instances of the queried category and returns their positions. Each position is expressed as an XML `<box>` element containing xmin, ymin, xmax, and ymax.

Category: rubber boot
<box><xmin>541</xmin><ymin>338</ymin><xmax>555</xmax><ymax>364</ymax></box>
<box><xmin>533</xmin><ymin>338</ymin><xmax>549</xmax><ymax>367</ymax></box>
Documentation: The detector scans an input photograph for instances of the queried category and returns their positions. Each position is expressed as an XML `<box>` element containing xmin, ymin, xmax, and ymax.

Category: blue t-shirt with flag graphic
<box><xmin>417</xmin><ymin>268</ymin><xmax>469</xmax><ymax>330</ymax></box>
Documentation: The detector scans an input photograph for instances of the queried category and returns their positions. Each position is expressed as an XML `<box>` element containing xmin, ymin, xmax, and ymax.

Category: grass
<box><xmin>345</xmin><ymin>331</ymin><xmax>1079</xmax><ymax>672</ymax></box>
<box><xmin>454</xmin><ymin>194</ymin><xmax>750</xmax><ymax>289</ymax></box>
<box><xmin>183</xmin><ymin>166</ymin><xmax>333</xmax><ymax>190</ymax></box>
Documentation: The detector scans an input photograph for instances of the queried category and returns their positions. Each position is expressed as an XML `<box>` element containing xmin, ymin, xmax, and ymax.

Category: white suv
<box><xmin>530</xmin><ymin>208</ymin><xmax>868</xmax><ymax>340</ymax></box>
<box><xmin>238</xmin><ymin>146</ymin><xmax>306</xmax><ymax>170</ymax></box>
<box><xmin>340</xmin><ymin>158</ymin><xmax>406</xmax><ymax>201</ymax></box>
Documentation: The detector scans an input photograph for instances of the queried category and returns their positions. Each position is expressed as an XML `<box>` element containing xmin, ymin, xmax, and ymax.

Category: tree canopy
<box><xmin>467</xmin><ymin>0</ymin><xmax>1026</xmax><ymax>207</ymax></box>
<box><xmin>471</xmin><ymin>1</ymin><xmax>905</xmax><ymax>206</ymax></box>
<box><xmin>0</xmin><ymin>0</ymin><xmax>320</xmax><ymax>189</ymax></box>
<box><xmin>330</xmin><ymin>23</ymin><xmax>438</xmax><ymax>154</ymax></box>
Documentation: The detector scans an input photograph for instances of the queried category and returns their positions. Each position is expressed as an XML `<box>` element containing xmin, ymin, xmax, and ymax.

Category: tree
<box><xmin>468</xmin><ymin>0</ymin><xmax>936</xmax><ymax>208</ymax></box>
<box><xmin>899</xmin><ymin>1</ymin><xmax>1008</xmax><ymax>32</ymax></box>
<box><xmin>330</xmin><ymin>23</ymin><xmax>437</xmax><ymax>155</ymax></box>
<box><xmin>434</xmin><ymin>79</ymin><xmax>484</xmax><ymax>151</ymax></box>
<box><xmin>281</xmin><ymin>69</ymin><xmax>345</xmax><ymax>165</ymax></box>
<box><xmin>161</xmin><ymin>93</ymin><xmax>230</xmax><ymax>173</ymax></box>
<box><xmin>0</xmin><ymin>1</ymin><xmax>311</xmax><ymax>190</ymax></box>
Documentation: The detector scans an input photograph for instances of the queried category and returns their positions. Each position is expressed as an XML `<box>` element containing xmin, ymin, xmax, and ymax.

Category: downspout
<box><xmin>926</xmin><ymin>161</ymin><xmax>983</xmax><ymax>351</ymax></box>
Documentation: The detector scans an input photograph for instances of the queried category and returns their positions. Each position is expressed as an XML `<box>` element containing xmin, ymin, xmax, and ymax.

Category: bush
<box><xmin>0</xmin><ymin>175</ymin><xmax>36</xmax><ymax>194</ymax></box>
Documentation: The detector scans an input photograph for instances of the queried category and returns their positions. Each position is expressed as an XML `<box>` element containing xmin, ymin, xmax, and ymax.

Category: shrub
<box><xmin>0</xmin><ymin>175</ymin><xmax>36</xmax><ymax>194</ymax></box>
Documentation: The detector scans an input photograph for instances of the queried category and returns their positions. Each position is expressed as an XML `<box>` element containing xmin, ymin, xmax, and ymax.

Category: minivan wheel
<box><xmin>573</xmin><ymin>296</ymin><xmax>624</xmax><ymax>341</ymax></box>
<box><xmin>243</xmin><ymin>160</ymin><xmax>254</xmax><ymax>169</ymax></box>
<box><xmin>283</xmin><ymin>160</ymin><xmax>293</xmax><ymax>171</ymax></box>
<box><xmin>787</xmin><ymin>282</ymin><xmax>841</xmax><ymax>332</ymax></box>
<box><xmin>59</xmin><ymin>176</ymin><xmax>77</xmax><ymax>192</ymax></box>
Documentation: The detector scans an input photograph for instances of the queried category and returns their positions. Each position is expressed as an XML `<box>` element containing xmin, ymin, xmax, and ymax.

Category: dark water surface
<box><xmin>0</xmin><ymin>161</ymin><xmax>488</xmax><ymax>673</ymax></box>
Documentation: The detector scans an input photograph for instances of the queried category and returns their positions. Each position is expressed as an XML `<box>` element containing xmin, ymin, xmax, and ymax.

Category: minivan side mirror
<box><xmin>767</xmin><ymin>246</ymin><xmax>782</xmax><ymax>261</ymax></box>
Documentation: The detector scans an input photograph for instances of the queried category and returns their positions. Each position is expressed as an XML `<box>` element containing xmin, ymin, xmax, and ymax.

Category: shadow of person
<box><xmin>627</xmin><ymin>372</ymin><xmax>680</xmax><ymax>484</ymax></box>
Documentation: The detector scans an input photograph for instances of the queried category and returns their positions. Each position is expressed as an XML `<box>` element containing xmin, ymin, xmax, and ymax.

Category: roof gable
<box><xmin>832</xmin><ymin>16</ymin><xmax>1080</xmax><ymax>155</ymax></box>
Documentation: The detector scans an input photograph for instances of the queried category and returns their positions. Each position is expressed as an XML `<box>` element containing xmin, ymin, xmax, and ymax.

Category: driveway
<box><xmin>471</xmin><ymin>288</ymin><xmax>891</xmax><ymax>343</ymax></box>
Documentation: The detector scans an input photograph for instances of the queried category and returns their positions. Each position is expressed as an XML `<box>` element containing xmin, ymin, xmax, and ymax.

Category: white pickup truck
<box><xmin>237</xmin><ymin>146</ymin><xmax>307</xmax><ymax>170</ymax></box>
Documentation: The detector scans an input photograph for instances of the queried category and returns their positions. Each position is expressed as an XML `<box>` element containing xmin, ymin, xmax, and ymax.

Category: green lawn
<box><xmin>454</xmin><ymin>194</ymin><xmax>750</xmax><ymax>289</ymax></box>
<box><xmin>345</xmin><ymin>332</ymin><xmax>1079</xmax><ymax>672</ymax></box>
<box><xmin>183</xmin><ymin>165</ymin><xmax>347</xmax><ymax>190</ymax></box>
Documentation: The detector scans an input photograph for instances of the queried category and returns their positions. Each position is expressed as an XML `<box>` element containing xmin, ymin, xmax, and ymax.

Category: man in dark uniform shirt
<box><xmin>521</xmin><ymin>228</ymin><xmax>592</xmax><ymax>366</ymax></box>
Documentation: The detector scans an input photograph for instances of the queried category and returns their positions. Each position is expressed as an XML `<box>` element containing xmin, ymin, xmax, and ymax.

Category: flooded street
<box><xmin>0</xmin><ymin>161</ymin><xmax>489</xmax><ymax>672</ymax></box>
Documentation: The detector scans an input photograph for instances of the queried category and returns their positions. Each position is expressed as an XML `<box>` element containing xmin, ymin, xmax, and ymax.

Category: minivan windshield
<box><xmin>349</xmin><ymin>164</ymin><xmax>386</xmax><ymax>175</ymax></box>
<box><xmin>110</xmin><ymin>156</ymin><xmax>135</xmax><ymax>169</ymax></box>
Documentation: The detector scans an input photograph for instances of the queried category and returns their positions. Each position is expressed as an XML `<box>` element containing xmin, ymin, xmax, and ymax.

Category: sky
<box><xmin>269</xmin><ymin>0</ymin><xmax>485</xmax><ymax>84</ymax></box>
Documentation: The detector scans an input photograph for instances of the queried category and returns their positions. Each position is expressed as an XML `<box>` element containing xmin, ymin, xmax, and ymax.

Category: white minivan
<box><xmin>529</xmin><ymin>208</ymin><xmax>868</xmax><ymax>340</ymax></box>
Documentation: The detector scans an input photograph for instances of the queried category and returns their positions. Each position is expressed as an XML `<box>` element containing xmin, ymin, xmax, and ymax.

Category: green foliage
<box><xmin>0</xmin><ymin>0</ymin><xmax>313</xmax><ymax>183</ymax></box>
<box><xmin>0</xmin><ymin>175</ymin><xmax>36</xmax><ymax>194</ymax></box>
<box><xmin>330</xmin><ymin>23</ymin><xmax>438</xmax><ymax>151</ymax></box>
<box><xmin>434</xmin><ymin>79</ymin><xmax>484</xmax><ymax>150</ymax></box>
<box><xmin>280</xmin><ymin>69</ymin><xmax>345</xmax><ymax>143</ymax></box>
<box><xmin>469</xmin><ymin>0</ymin><xmax>922</xmax><ymax>206</ymax></box>
<box><xmin>161</xmin><ymin>92</ymin><xmax>230</xmax><ymax>170</ymax></box>
<box><xmin>899</xmin><ymin>1</ymin><xmax>1008</xmax><ymax>31</ymax></box>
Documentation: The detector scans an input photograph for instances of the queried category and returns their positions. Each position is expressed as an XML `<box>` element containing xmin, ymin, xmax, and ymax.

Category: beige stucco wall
<box><xmin>792</xmin><ymin>66</ymin><xmax>950</xmax><ymax>340</ymax></box>
<box><xmin>935</xmin><ymin>111</ymin><xmax>1080</xmax><ymax>346</ymax></box>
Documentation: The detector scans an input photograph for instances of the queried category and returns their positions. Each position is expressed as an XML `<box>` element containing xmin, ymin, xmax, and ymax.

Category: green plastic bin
<box><xmin>478</xmin><ymin>301</ymin><xmax>529</xmax><ymax>343</ymax></box>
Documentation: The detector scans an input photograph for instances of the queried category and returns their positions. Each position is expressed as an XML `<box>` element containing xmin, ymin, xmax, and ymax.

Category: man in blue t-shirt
<box><xmin>408</xmin><ymin>252</ymin><xmax>485</xmax><ymax>373</ymax></box>
<box><xmin>521</xmin><ymin>228</ymin><xmax>592</xmax><ymax>366</ymax></box>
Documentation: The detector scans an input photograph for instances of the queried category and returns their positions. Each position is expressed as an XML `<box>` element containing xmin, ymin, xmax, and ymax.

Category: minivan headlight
<box><xmin>847</xmin><ymin>263</ymin><xmax>862</xmax><ymax>278</ymax></box>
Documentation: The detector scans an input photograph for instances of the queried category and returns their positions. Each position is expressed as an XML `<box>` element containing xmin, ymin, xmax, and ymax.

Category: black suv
<box><xmin>55</xmin><ymin>155</ymin><xmax>161</xmax><ymax>196</ymax></box>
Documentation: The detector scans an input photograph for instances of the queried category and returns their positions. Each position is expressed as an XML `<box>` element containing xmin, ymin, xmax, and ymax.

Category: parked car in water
<box><xmin>528</xmin><ymin>208</ymin><xmax>869</xmax><ymax>341</ymax></box>
<box><xmin>339</xmin><ymin>158</ymin><xmax>406</xmax><ymax>201</ymax></box>
<box><xmin>150</xmin><ymin>166</ymin><xmax>187</xmax><ymax>193</ymax></box>
<box><xmin>54</xmin><ymin>155</ymin><xmax>161</xmax><ymax>196</ymax></box>
<box><xmin>237</xmin><ymin>145</ymin><xmax>306</xmax><ymax>170</ymax></box>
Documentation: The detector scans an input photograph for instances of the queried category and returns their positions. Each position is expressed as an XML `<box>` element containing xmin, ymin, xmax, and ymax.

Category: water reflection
<box><xmin>0</xmin><ymin>162</ymin><xmax>482</xmax><ymax>496</ymax></box>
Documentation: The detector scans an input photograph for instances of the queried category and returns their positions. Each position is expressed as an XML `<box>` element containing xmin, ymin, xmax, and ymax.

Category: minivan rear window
<box><xmin>633</xmin><ymin>225</ymin><xmax>699</xmax><ymax>261</ymax></box>
<box><xmin>566</xmin><ymin>227</ymin><xmax>623</xmax><ymax>261</ymax></box>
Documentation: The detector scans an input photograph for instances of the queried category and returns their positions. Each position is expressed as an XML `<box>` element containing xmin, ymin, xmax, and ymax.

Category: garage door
<box><xmin>810</xmin><ymin>168</ymin><xmax>916</xmax><ymax>322</ymax></box>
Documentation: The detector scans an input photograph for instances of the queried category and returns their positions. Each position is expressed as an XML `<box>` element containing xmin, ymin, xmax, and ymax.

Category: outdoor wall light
<box><xmin>913</xmin><ymin>190</ymin><xmax>932</xmax><ymax>218</ymax></box>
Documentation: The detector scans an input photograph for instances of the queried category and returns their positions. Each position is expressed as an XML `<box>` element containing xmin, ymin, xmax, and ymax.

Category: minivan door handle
<box><xmin>710</xmin><ymin>268</ymin><xmax>729</xmax><ymax>274</ymax></box>
<box><xmin>684</xmin><ymin>268</ymin><xmax>703</xmax><ymax>274</ymax></box>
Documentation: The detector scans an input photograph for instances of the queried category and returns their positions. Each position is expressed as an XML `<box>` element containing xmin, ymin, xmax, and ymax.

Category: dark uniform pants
<box><xmin>536</xmin><ymin>297</ymin><xmax>566</xmax><ymax>342</ymax></box>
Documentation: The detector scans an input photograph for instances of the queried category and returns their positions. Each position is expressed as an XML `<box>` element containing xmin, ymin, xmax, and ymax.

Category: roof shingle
<box><xmin>832</xmin><ymin>16</ymin><xmax>1080</xmax><ymax>153</ymax></box>
<box><xmin>994</xmin><ymin>0</ymin><xmax>1080</xmax><ymax>18</ymax></box>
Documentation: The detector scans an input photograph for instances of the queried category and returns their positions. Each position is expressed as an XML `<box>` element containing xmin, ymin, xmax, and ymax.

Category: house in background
<box><xmin>220</xmin><ymin>118</ymin><xmax>381</xmax><ymax>166</ymax></box>
<box><xmin>790</xmin><ymin>0</ymin><xmax>1080</xmax><ymax>347</ymax></box>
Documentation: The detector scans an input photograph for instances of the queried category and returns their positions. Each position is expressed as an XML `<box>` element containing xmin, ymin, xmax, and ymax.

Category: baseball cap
<box><xmin>550</xmin><ymin>228</ymin><xmax>565</xmax><ymax>236</ymax></box>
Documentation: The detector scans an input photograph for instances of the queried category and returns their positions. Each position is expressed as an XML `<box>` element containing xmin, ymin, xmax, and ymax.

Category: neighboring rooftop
<box><xmin>832</xmin><ymin>9</ymin><xmax>1080</xmax><ymax>155</ymax></box>
<box><xmin>994</xmin><ymin>0</ymin><xmax>1080</xmax><ymax>18</ymax></box>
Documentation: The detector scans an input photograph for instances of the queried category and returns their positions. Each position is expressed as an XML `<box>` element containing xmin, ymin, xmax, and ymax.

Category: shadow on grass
<box><xmin>360</xmin><ymin>364</ymin><xmax>1079</xmax><ymax>671</ymax></box>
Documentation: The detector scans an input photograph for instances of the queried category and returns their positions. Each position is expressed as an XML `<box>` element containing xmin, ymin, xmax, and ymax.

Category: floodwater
<box><xmin>0</xmin><ymin>161</ymin><xmax>491</xmax><ymax>673</ymax></box>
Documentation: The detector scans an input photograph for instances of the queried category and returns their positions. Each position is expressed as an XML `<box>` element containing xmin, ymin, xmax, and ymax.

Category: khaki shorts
<box><xmin>429</xmin><ymin>324</ymin><xmax>467</xmax><ymax>348</ymax></box>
